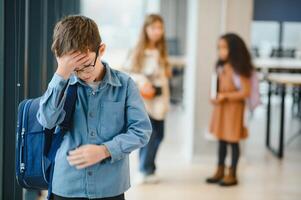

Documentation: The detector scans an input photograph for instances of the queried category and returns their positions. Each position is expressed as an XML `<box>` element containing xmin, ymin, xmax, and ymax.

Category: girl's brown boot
<box><xmin>219</xmin><ymin>167</ymin><xmax>238</xmax><ymax>186</ymax></box>
<box><xmin>206</xmin><ymin>165</ymin><xmax>225</xmax><ymax>184</ymax></box>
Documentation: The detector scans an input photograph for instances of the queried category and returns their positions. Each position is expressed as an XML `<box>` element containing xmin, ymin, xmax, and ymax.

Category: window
<box><xmin>80</xmin><ymin>0</ymin><xmax>160</xmax><ymax>68</ymax></box>
<box><xmin>283</xmin><ymin>22</ymin><xmax>301</xmax><ymax>52</ymax></box>
<box><xmin>251</xmin><ymin>21</ymin><xmax>280</xmax><ymax>58</ymax></box>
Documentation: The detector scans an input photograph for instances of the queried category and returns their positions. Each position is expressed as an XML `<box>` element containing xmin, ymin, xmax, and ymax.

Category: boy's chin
<box><xmin>79</xmin><ymin>76</ymin><xmax>95</xmax><ymax>83</ymax></box>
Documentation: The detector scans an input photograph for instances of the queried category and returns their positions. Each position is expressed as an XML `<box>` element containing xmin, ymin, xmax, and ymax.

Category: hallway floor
<box><xmin>37</xmin><ymin>99</ymin><xmax>301</xmax><ymax>200</ymax></box>
<box><xmin>127</xmin><ymin>102</ymin><xmax>301</xmax><ymax>200</ymax></box>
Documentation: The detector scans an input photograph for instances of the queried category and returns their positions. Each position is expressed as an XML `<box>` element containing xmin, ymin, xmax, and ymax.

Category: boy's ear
<box><xmin>99</xmin><ymin>43</ymin><xmax>106</xmax><ymax>57</ymax></box>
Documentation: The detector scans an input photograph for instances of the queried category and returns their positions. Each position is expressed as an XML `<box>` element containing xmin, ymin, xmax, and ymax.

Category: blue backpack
<box><xmin>16</xmin><ymin>84</ymin><xmax>77</xmax><ymax>199</ymax></box>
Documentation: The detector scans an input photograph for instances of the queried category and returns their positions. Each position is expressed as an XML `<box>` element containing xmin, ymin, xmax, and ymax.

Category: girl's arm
<box><xmin>222</xmin><ymin>76</ymin><xmax>251</xmax><ymax>101</ymax></box>
<box><xmin>162</xmin><ymin>72</ymin><xmax>170</xmax><ymax>112</ymax></box>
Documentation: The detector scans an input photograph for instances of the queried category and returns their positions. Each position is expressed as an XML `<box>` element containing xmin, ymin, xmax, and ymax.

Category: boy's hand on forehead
<box><xmin>55</xmin><ymin>51</ymin><xmax>91</xmax><ymax>80</ymax></box>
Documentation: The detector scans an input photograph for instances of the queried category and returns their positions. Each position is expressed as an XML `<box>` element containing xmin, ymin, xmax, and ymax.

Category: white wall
<box><xmin>225</xmin><ymin>0</ymin><xmax>254</xmax><ymax>46</ymax></box>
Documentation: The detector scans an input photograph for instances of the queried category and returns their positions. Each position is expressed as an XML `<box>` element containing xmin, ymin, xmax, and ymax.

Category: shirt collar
<box><xmin>69</xmin><ymin>61</ymin><xmax>122</xmax><ymax>87</ymax></box>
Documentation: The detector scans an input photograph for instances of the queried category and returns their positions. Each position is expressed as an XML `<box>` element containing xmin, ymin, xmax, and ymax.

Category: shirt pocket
<box><xmin>100</xmin><ymin>101</ymin><xmax>125</xmax><ymax>140</ymax></box>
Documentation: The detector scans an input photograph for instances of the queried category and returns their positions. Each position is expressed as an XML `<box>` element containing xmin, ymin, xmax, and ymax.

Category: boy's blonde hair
<box><xmin>51</xmin><ymin>15</ymin><xmax>101</xmax><ymax>57</ymax></box>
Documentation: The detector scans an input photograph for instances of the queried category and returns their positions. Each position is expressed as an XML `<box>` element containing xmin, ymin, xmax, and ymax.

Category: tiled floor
<box><xmin>126</xmin><ymin>100</ymin><xmax>301</xmax><ymax>200</ymax></box>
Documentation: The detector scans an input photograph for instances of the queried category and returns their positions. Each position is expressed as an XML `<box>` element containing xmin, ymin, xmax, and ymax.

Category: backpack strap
<box><xmin>46</xmin><ymin>83</ymin><xmax>77</xmax><ymax>200</ymax></box>
<box><xmin>59</xmin><ymin>84</ymin><xmax>78</xmax><ymax>131</ymax></box>
<box><xmin>47</xmin><ymin>83</ymin><xmax>78</xmax><ymax>159</ymax></box>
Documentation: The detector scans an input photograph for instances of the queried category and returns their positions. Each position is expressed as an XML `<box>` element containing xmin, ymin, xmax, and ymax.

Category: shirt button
<box><xmin>91</xmin><ymin>91</ymin><xmax>95</xmax><ymax>96</ymax></box>
<box><xmin>88</xmin><ymin>171</ymin><xmax>93</xmax><ymax>176</ymax></box>
<box><xmin>90</xmin><ymin>131</ymin><xmax>96</xmax><ymax>136</ymax></box>
<box><xmin>89</xmin><ymin>112</ymin><xmax>94</xmax><ymax>118</ymax></box>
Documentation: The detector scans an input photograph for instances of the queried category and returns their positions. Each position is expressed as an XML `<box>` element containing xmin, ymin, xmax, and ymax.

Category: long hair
<box><xmin>216</xmin><ymin>33</ymin><xmax>254</xmax><ymax>77</ymax></box>
<box><xmin>131</xmin><ymin>14</ymin><xmax>170</xmax><ymax>77</ymax></box>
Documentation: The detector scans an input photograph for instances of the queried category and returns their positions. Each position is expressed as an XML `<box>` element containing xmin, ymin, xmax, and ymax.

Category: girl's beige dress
<box><xmin>210</xmin><ymin>64</ymin><xmax>251</xmax><ymax>143</ymax></box>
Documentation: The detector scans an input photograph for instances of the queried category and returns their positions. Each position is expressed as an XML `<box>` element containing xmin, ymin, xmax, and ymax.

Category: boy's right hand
<box><xmin>55</xmin><ymin>51</ymin><xmax>91</xmax><ymax>80</ymax></box>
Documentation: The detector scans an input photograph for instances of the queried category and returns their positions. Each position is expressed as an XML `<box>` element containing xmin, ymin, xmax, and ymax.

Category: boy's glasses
<box><xmin>76</xmin><ymin>46</ymin><xmax>100</xmax><ymax>73</ymax></box>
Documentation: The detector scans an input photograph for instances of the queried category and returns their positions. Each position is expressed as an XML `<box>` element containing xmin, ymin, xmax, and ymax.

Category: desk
<box><xmin>254</xmin><ymin>58</ymin><xmax>301</xmax><ymax>73</ymax></box>
<box><xmin>266</xmin><ymin>73</ymin><xmax>301</xmax><ymax>158</ymax></box>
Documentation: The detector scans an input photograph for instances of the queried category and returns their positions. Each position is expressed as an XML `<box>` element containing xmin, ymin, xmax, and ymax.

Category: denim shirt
<box><xmin>37</xmin><ymin>61</ymin><xmax>152</xmax><ymax>198</ymax></box>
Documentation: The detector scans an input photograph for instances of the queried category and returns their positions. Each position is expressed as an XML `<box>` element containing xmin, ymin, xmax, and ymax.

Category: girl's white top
<box><xmin>123</xmin><ymin>49</ymin><xmax>170</xmax><ymax>120</ymax></box>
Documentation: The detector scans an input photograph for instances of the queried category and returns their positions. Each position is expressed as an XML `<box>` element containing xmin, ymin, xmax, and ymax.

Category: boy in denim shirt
<box><xmin>37</xmin><ymin>15</ymin><xmax>152</xmax><ymax>200</ymax></box>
